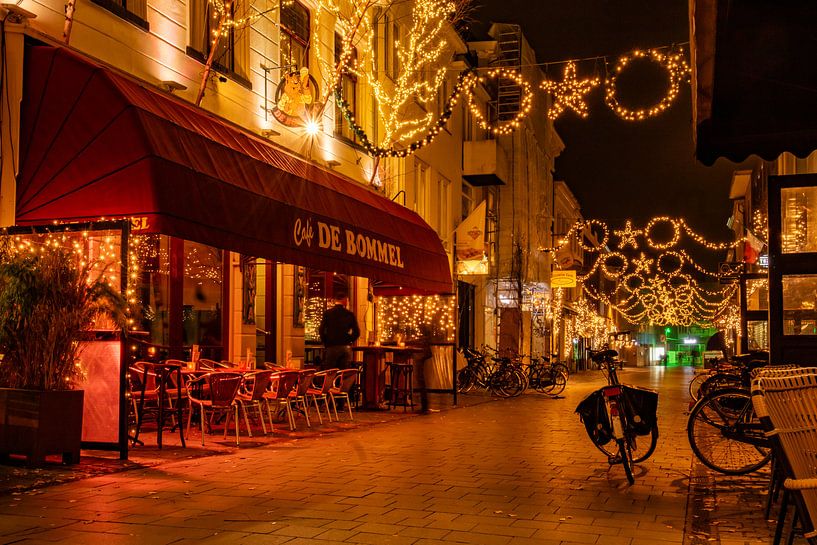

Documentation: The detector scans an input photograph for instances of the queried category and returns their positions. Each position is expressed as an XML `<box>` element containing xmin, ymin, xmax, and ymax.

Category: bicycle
<box><xmin>576</xmin><ymin>348</ymin><xmax>659</xmax><ymax>484</ymax></box>
<box><xmin>686</xmin><ymin>351</ymin><xmax>773</xmax><ymax>474</ymax></box>
<box><xmin>457</xmin><ymin>346</ymin><xmax>526</xmax><ymax>397</ymax></box>
<box><xmin>526</xmin><ymin>356</ymin><xmax>567</xmax><ymax>397</ymax></box>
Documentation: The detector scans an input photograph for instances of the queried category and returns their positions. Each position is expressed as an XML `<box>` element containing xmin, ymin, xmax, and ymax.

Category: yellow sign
<box><xmin>551</xmin><ymin>270</ymin><xmax>577</xmax><ymax>288</ymax></box>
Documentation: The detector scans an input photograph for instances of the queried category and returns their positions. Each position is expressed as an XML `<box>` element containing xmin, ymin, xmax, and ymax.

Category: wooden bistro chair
<box><xmin>330</xmin><ymin>368</ymin><xmax>361</xmax><ymax>420</ymax></box>
<box><xmin>186</xmin><ymin>372</ymin><xmax>243</xmax><ymax>446</ymax></box>
<box><xmin>289</xmin><ymin>369</ymin><xmax>317</xmax><ymax>429</ymax></box>
<box><xmin>307</xmin><ymin>369</ymin><xmax>339</xmax><ymax>424</ymax></box>
<box><xmin>756</xmin><ymin>371</ymin><xmax>817</xmax><ymax>545</ymax></box>
<box><xmin>236</xmin><ymin>370</ymin><xmax>274</xmax><ymax>436</ymax></box>
<box><xmin>264</xmin><ymin>370</ymin><xmax>300</xmax><ymax>432</ymax></box>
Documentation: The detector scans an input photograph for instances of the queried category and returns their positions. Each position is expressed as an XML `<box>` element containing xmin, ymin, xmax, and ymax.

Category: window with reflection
<box><xmin>183</xmin><ymin>241</ymin><xmax>223</xmax><ymax>348</ymax></box>
<box><xmin>746</xmin><ymin>278</ymin><xmax>769</xmax><ymax>311</ymax></box>
<box><xmin>133</xmin><ymin>234</ymin><xmax>171</xmax><ymax>349</ymax></box>
<box><xmin>304</xmin><ymin>271</ymin><xmax>349</xmax><ymax>343</ymax></box>
<box><xmin>781</xmin><ymin>186</ymin><xmax>817</xmax><ymax>253</ymax></box>
<box><xmin>746</xmin><ymin>320</ymin><xmax>769</xmax><ymax>350</ymax></box>
<box><xmin>782</xmin><ymin>274</ymin><xmax>817</xmax><ymax>335</ymax></box>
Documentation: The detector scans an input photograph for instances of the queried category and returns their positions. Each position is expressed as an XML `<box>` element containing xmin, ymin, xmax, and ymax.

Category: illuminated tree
<box><xmin>318</xmin><ymin>0</ymin><xmax>473</xmax><ymax>160</ymax></box>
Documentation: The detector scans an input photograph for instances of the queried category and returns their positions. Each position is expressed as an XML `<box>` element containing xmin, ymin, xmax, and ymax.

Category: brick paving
<box><xmin>0</xmin><ymin>366</ymin><xmax>803</xmax><ymax>544</ymax></box>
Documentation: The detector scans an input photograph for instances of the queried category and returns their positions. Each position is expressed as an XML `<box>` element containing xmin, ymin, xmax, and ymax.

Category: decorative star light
<box><xmin>540</xmin><ymin>61</ymin><xmax>600</xmax><ymax>120</ymax></box>
<box><xmin>613</xmin><ymin>221</ymin><xmax>642</xmax><ymax>249</ymax></box>
<box><xmin>633</xmin><ymin>253</ymin><xmax>654</xmax><ymax>275</ymax></box>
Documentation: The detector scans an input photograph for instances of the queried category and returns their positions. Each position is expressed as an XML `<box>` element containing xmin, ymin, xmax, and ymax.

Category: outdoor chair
<box><xmin>289</xmin><ymin>369</ymin><xmax>316</xmax><ymax>429</ymax></box>
<box><xmin>330</xmin><ymin>368</ymin><xmax>360</xmax><ymax>420</ymax></box>
<box><xmin>186</xmin><ymin>372</ymin><xmax>243</xmax><ymax>446</ymax></box>
<box><xmin>236</xmin><ymin>370</ymin><xmax>274</xmax><ymax>436</ymax></box>
<box><xmin>307</xmin><ymin>369</ymin><xmax>339</xmax><ymax>424</ymax></box>
<box><xmin>197</xmin><ymin>358</ymin><xmax>220</xmax><ymax>371</ymax></box>
<box><xmin>264</xmin><ymin>370</ymin><xmax>300</xmax><ymax>432</ymax></box>
<box><xmin>755</xmin><ymin>371</ymin><xmax>817</xmax><ymax>545</ymax></box>
<box><xmin>263</xmin><ymin>362</ymin><xmax>286</xmax><ymax>371</ymax></box>
<box><xmin>128</xmin><ymin>362</ymin><xmax>160</xmax><ymax>443</ymax></box>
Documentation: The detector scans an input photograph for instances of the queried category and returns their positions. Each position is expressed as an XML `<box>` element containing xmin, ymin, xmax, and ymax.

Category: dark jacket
<box><xmin>319</xmin><ymin>304</ymin><xmax>360</xmax><ymax>347</ymax></box>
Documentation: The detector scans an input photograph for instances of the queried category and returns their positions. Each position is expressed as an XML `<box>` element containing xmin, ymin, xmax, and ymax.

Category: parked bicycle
<box><xmin>686</xmin><ymin>351</ymin><xmax>773</xmax><ymax>475</ymax></box>
<box><xmin>456</xmin><ymin>346</ymin><xmax>526</xmax><ymax>398</ymax></box>
<box><xmin>576</xmin><ymin>347</ymin><xmax>659</xmax><ymax>484</ymax></box>
<box><xmin>526</xmin><ymin>356</ymin><xmax>568</xmax><ymax>397</ymax></box>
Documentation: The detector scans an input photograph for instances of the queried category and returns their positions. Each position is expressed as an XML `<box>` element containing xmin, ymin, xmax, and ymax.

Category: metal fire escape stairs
<box><xmin>496</xmin><ymin>25</ymin><xmax>522</xmax><ymax>121</ymax></box>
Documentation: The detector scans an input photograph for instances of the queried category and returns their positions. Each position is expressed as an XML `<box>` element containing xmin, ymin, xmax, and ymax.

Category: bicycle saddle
<box><xmin>589</xmin><ymin>349</ymin><xmax>618</xmax><ymax>362</ymax></box>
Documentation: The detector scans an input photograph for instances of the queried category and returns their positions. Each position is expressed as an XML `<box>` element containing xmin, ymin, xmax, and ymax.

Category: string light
<box><xmin>604</xmin><ymin>47</ymin><xmax>690</xmax><ymax>121</ymax></box>
<box><xmin>376</xmin><ymin>295</ymin><xmax>455</xmax><ymax>343</ymax></box>
<box><xmin>612</xmin><ymin>220</ymin><xmax>642</xmax><ymax>249</ymax></box>
<box><xmin>540</xmin><ymin>61</ymin><xmax>600</xmax><ymax>120</ymax></box>
<box><xmin>467</xmin><ymin>68</ymin><xmax>533</xmax><ymax>135</ymax></box>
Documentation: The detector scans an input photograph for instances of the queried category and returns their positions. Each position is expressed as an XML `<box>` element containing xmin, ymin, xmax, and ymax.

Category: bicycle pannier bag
<box><xmin>576</xmin><ymin>390</ymin><xmax>613</xmax><ymax>446</ymax></box>
<box><xmin>621</xmin><ymin>385</ymin><xmax>658</xmax><ymax>435</ymax></box>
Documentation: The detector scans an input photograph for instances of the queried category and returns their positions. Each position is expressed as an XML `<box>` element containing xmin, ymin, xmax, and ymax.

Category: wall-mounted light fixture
<box><xmin>1</xmin><ymin>4</ymin><xmax>37</xmax><ymax>22</ymax></box>
<box><xmin>261</xmin><ymin>129</ymin><xmax>280</xmax><ymax>138</ymax></box>
<box><xmin>160</xmin><ymin>80</ymin><xmax>187</xmax><ymax>94</ymax></box>
<box><xmin>326</xmin><ymin>159</ymin><xmax>341</xmax><ymax>168</ymax></box>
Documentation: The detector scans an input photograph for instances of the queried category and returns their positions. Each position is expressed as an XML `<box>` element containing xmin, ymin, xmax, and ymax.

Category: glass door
<box><xmin>768</xmin><ymin>174</ymin><xmax>817</xmax><ymax>363</ymax></box>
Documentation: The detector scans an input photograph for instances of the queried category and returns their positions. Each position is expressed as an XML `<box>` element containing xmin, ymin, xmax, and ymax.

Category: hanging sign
<box><xmin>551</xmin><ymin>270</ymin><xmax>577</xmax><ymax>288</ymax></box>
<box><xmin>272</xmin><ymin>67</ymin><xmax>319</xmax><ymax>127</ymax></box>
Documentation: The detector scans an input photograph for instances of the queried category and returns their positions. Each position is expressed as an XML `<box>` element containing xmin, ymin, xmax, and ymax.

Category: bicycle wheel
<box><xmin>687</xmin><ymin>388</ymin><xmax>771</xmax><ymax>475</ymax></box>
<box><xmin>551</xmin><ymin>362</ymin><xmax>570</xmax><ymax>379</ymax></box>
<box><xmin>618</xmin><ymin>438</ymin><xmax>635</xmax><ymax>484</ymax></box>
<box><xmin>497</xmin><ymin>369</ymin><xmax>525</xmax><ymax>397</ymax></box>
<box><xmin>688</xmin><ymin>372</ymin><xmax>709</xmax><ymax>402</ymax></box>
<box><xmin>697</xmin><ymin>373</ymin><xmax>742</xmax><ymax>400</ymax></box>
<box><xmin>456</xmin><ymin>367</ymin><xmax>476</xmax><ymax>393</ymax></box>
<box><xmin>629</xmin><ymin>424</ymin><xmax>659</xmax><ymax>463</ymax></box>
<box><xmin>544</xmin><ymin>371</ymin><xmax>567</xmax><ymax>397</ymax></box>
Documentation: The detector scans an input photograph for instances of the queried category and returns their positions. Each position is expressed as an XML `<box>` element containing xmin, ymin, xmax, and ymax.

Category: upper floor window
<box><xmin>334</xmin><ymin>33</ymin><xmax>358</xmax><ymax>143</ymax></box>
<box><xmin>188</xmin><ymin>0</ymin><xmax>250</xmax><ymax>85</ymax></box>
<box><xmin>280</xmin><ymin>0</ymin><xmax>310</xmax><ymax>70</ymax></box>
<box><xmin>91</xmin><ymin>0</ymin><xmax>148</xmax><ymax>30</ymax></box>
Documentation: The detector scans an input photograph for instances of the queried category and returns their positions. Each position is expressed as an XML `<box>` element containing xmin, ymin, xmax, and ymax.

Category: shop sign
<box><xmin>272</xmin><ymin>67</ymin><xmax>319</xmax><ymax>128</ymax></box>
<box><xmin>551</xmin><ymin>270</ymin><xmax>577</xmax><ymax>288</ymax></box>
<box><xmin>293</xmin><ymin>217</ymin><xmax>405</xmax><ymax>269</ymax></box>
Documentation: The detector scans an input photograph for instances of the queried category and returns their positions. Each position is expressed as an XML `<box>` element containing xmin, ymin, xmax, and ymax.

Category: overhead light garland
<box><xmin>467</xmin><ymin>68</ymin><xmax>533</xmax><ymax>135</ymax></box>
<box><xmin>543</xmin><ymin>216</ymin><xmax>744</xmax><ymax>326</ymax></box>
<box><xmin>540</xmin><ymin>61</ymin><xmax>600</xmax><ymax>120</ymax></box>
<box><xmin>604</xmin><ymin>48</ymin><xmax>690</xmax><ymax>121</ymax></box>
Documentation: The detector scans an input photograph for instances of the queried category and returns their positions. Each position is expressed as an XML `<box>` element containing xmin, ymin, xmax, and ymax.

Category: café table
<box><xmin>352</xmin><ymin>346</ymin><xmax>423</xmax><ymax>409</ymax></box>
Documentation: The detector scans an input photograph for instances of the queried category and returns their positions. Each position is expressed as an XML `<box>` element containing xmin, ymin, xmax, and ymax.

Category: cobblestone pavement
<box><xmin>0</xmin><ymin>366</ymin><xmax>797</xmax><ymax>544</ymax></box>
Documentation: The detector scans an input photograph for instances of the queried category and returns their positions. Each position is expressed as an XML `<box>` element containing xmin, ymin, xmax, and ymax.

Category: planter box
<box><xmin>0</xmin><ymin>389</ymin><xmax>83</xmax><ymax>465</ymax></box>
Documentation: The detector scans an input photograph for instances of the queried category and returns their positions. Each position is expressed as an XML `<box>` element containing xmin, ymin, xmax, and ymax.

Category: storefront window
<box><xmin>304</xmin><ymin>271</ymin><xmax>349</xmax><ymax>343</ymax></box>
<box><xmin>183</xmin><ymin>241</ymin><xmax>223</xmax><ymax>348</ymax></box>
<box><xmin>781</xmin><ymin>187</ymin><xmax>817</xmax><ymax>253</ymax></box>
<box><xmin>134</xmin><ymin>234</ymin><xmax>170</xmax><ymax>349</ymax></box>
<box><xmin>376</xmin><ymin>295</ymin><xmax>455</xmax><ymax>343</ymax></box>
<box><xmin>782</xmin><ymin>274</ymin><xmax>817</xmax><ymax>335</ymax></box>
<box><xmin>746</xmin><ymin>320</ymin><xmax>769</xmax><ymax>350</ymax></box>
<box><xmin>746</xmin><ymin>278</ymin><xmax>768</xmax><ymax>311</ymax></box>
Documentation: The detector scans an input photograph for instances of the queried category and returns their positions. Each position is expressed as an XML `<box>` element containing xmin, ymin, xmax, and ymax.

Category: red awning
<box><xmin>17</xmin><ymin>46</ymin><xmax>451</xmax><ymax>294</ymax></box>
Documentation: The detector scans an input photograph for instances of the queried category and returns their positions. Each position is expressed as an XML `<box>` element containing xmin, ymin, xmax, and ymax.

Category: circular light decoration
<box><xmin>645</xmin><ymin>216</ymin><xmax>681</xmax><ymax>249</ymax></box>
<box><xmin>600</xmin><ymin>251</ymin><xmax>628</xmax><ymax>279</ymax></box>
<box><xmin>467</xmin><ymin>68</ymin><xmax>533</xmax><ymax>136</ymax></box>
<box><xmin>604</xmin><ymin>48</ymin><xmax>690</xmax><ymax>121</ymax></box>
<box><xmin>657</xmin><ymin>250</ymin><xmax>685</xmax><ymax>275</ymax></box>
<box><xmin>578</xmin><ymin>219</ymin><xmax>610</xmax><ymax>252</ymax></box>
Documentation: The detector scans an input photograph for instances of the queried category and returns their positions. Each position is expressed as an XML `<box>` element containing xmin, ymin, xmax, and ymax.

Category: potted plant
<box><xmin>0</xmin><ymin>239</ymin><xmax>125</xmax><ymax>465</ymax></box>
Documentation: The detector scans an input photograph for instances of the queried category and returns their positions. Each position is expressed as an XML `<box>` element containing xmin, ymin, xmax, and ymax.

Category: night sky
<box><xmin>477</xmin><ymin>0</ymin><xmax>755</xmax><ymax>244</ymax></box>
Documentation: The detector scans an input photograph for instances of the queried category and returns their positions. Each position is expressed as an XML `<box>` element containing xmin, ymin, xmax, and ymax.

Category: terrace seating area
<box><xmin>127</xmin><ymin>360</ymin><xmax>363</xmax><ymax>448</ymax></box>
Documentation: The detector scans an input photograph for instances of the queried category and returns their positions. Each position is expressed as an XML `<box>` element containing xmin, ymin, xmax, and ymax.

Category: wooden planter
<box><xmin>0</xmin><ymin>389</ymin><xmax>84</xmax><ymax>465</ymax></box>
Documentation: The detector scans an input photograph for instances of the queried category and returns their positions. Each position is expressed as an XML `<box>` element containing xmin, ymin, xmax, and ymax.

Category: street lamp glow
<box><xmin>305</xmin><ymin>120</ymin><xmax>320</xmax><ymax>136</ymax></box>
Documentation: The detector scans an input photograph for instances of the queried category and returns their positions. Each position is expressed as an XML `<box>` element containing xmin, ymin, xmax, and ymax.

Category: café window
<box><xmin>280</xmin><ymin>0</ymin><xmax>310</xmax><ymax>70</ymax></box>
<box><xmin>747</xmin><ymin>320</ymin><xmax>769</xmax><ymax>350</ymax></box>
<box><xmin>133</xmin><ymin>236</ymin><xmax>224</xmax><ymax>360</ymax></box>
<box><xmin>782</xmin><ymin>274</ymin><xmax>817</xmax><ymax>335</ymax></box>
<box><xmin>183</xmin><ymin>241</ymin><xmax>223</xmax><ymax>348</ymax></box>
<box><xmin>304</xmin><ymin>271</ymin><xmax>350</xmax><ymax>343</ymax></box>
<box><xmin>334</xmin><ymin>32</ymin><xmax>358</xmax><ymax>142</ymax></box>
<box><xmin>134</xmin><ymin>235</ymin><xmax>171</xmax><ymax>350</ymax></box>
<box><xmin>781</xmin><ymin>186</ymin><xmax>817</xmax><ymax>253</ymax></box>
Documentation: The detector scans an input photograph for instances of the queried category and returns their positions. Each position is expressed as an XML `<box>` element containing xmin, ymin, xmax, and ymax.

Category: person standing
<box><xmin>318</xmin><ymin>295</ymin><xmax>360</xmax><ymax>370</ymax></box>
